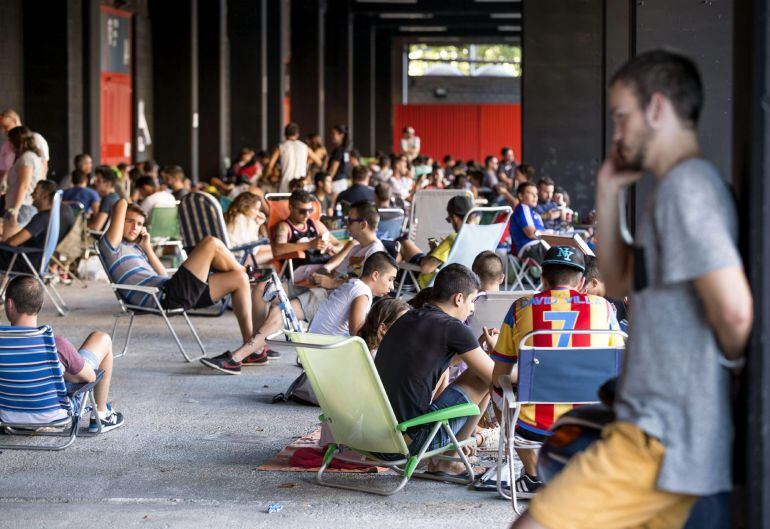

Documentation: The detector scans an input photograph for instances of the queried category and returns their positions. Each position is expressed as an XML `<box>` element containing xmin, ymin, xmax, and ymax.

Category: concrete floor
<box><xmin>0</xmin><ymin>281</ymin><xmax>520</xmax><ymax>529</ymax></box>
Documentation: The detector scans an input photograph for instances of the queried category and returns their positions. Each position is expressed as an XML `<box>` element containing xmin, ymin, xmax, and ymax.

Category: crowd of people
<box><xmin>0</xmin><ymin>49</ymin><xmax>754</xmax><ymax>529</ymax></box>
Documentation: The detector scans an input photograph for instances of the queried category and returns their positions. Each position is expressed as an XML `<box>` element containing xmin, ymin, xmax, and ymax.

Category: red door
<box><xmin>100</xmin><ymin>7</ymin><xmax>132</xmax><ymax>165</ymax></box>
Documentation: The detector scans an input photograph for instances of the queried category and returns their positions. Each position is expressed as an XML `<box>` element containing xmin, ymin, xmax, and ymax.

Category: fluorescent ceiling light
<box><xmin>498</xmin><ymin>25</ymin><xmax>522</xmax><ymax>31</ymax></box>
<box><xmin>490</xmin><ymin>13</ymin><xmax>522</xmax><ymax>19</ymax></box>
<box><xmin>380</xmin><ymin>13</ymin><xmax>434</xmax><ymax>19</ymax></box>
<box><xmin>399</xmin><ymin>26</ymin><xmax>448</xmax><ymax>32</ymax></box>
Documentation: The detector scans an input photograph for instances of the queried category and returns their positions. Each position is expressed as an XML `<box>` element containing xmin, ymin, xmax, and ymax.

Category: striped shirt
<box><xmin>492</xmin><ymin>288</ymin><xmax>622</xmax><ymax>436</ymax></box>
<box><xmin>99</xmin><ymin>236</ymin><xmax>169</xmax><ymax>308</ymax></box>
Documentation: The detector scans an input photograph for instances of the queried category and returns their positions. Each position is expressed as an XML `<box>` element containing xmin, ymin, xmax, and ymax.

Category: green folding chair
<box><xmin>266</xmin><ymin>330</ymin><xmax>480</xmax><ymax>496</ymax></box>
<box><xmin>148</xmin><ymin>206</ymin><xmax>185</xmax><ymax>268</ymax></box>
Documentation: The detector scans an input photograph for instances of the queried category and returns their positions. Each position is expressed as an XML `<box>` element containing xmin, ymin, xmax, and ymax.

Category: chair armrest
<box><xmin>398</xmin><ymin>262</ymin><xmax>421</xmax><ymax>272</ymax></box>
<box><xmin>87</xmin><ymin>229</ymin><xmax>105</xmax><ymax>238</ymax></box>
<box><xmin>230</xmin><ymin>238</ymin><xmax>269</xmax><ymax>253</ymax></box>
<box><xmin>110</xmin><ymin>283</ymin><xmax>161</xmax><ymax>294</ymax></box>
<box><xmin>273</xmin><ymin>250</ymin><xmax>305</xmax><ymax>261</ymax></box>
<box><xmin>68</xmin><ymin>370</ymin><xmax>105</xmax><ymax>397</ymax></box>
<box><xmin>396</xmin><ymin>402</ymin><xmax>480</xmax><ymax>432</ymax></box>
<box><xmin>498</xmin><ymin>374</ymin><xmax>517</xmax><ymax>409</ymax></box>
<box><xmin>0</xmin><ymin>243</ymin><xmax>42</xmax><ymax>254</ymax></box>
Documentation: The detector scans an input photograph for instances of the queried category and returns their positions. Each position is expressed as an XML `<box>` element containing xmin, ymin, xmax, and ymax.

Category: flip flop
<box><xmin>422</xmin><ymin>466</ymin><xmax>484</xmax><ymax>482</ymax></box>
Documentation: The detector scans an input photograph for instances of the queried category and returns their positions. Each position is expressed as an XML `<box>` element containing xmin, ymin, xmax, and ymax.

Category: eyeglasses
<box><xmin>347</xmin><ymin>217</ymin><xmax>365</xmax><ymax>224</ymax></box>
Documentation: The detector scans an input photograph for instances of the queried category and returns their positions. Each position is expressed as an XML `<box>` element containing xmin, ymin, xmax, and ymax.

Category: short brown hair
<box><xmin>6</xmin><ymin>276</ymin><xmax>43</xmax><ymax>315</ymax></box>
<box><xmin>472</xmin><ymin>251</ymin><xmax>504</xmax><ymax>285</ymax></box>
<box><xmin>349</xmin><ymin>201</ymin><xmax>379</xmax><ymax>230</ymax></box>
<box><xmin>126</xmin><ymin>203</ymin><xmax>147</xmax><ymax>221</ymax></box>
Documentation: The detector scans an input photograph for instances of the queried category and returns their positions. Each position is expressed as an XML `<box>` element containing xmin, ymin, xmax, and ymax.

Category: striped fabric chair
<box><xmin>178</xmin><ymin>191</ymin><xmax>267</xmax><ymax>266</ymax></box>
<box><xmin>0</xmin><ymin>325</ymin><xmax>103</xmax><ymax>450</ymax></box>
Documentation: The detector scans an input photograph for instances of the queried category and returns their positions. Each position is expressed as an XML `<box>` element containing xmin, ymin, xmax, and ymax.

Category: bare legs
<box><xmin>229</xmin><ymin>299</ymin><xmax>304</xmax><ymax>362</ymax></box>
<box><xmin>79</xmin><ymin>331</ymin><xmax>114</xmax><ymax>413</ymax></box>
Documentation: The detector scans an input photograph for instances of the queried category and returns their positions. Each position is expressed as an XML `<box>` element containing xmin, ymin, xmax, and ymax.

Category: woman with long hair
<box><xmin>327</xmin><ymin>124</ymin><xmax>352</xmax><ymax>195</ymax></box>
<box><xmin>3</xmin><ymin>126</ymin><xmax>44</xmax><ymax>240</ymax></box>
<box><xmin>224</xmin><ymin>191</ymin><xmax>273</xmax><ymax>266</ymax></box>
<box><xmin>357</xmin><ymin>298</ymin><xmax>410</xmax><ymax>356</ymax></box>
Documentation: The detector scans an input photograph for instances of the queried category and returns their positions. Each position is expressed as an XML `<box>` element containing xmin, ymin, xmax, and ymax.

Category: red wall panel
<box><xmin>393</xmin><ymin>104</ymin><xmax>521</xmax><ymax>163</ymax></box>
<box><xmin>100</xmin><ymin>73</ymin><xmax>132</xmax><ymax>165</ymax></box>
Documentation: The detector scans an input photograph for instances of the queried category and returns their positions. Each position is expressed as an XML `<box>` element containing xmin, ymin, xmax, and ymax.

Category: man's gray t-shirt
<box><xmin>614</xmin><ymin>158</ymin><xmax>741</xmax><ymax>495</ymax></box>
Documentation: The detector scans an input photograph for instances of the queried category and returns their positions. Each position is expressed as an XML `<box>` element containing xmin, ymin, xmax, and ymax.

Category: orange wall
<box><xmin>393</xmin><ymin>104</ymin><xmax>522</xmax><ymax>162</ymax></box>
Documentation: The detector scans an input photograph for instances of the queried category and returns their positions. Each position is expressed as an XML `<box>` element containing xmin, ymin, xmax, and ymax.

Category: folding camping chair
<box><xmin>147</xmin><ymin>205</ymin><xmax>186</xmax><ymax>269</ymax></box>
<box><xmin>505</xmin><ymin>253</ymin><xmax>544</xmax><ymax>291</ymax></box>
<box><xmin>0</xmin><ymin>190</ymin><xmax>69</xmax><ymax>316</ymax></box>
<box><xmin>467</xmin><ymin>290</ymin><xmax>537</xmax><ymax>340</ymax></box>
<box><xmin>265</xmin><ymin>330</ymin><xmax>480</xmax><ymax>496</ymax></box>
<box><xmin>94</xmin><ymin>242</ymin><xmax>206</xmax><ymax>362</ymax></box>
<box><xmin>376</xmin><ymin>208</ymin><xmax>406</xmax><ymax>241</ymax></box>
<box><xmin>178</xmin><ymin>191</ymin><xmax>267</xmax><ymax>266</ymax></box>
<box><xmin>0</xmin><ymin>325</ymin><xmax>103</xmax><ymax>450</ymax></box>
<box><xmin>396</xmin><ymin>205</ymin><xmax>512</xmax><ymax>296</ymax></box>
<box><xmin>407</xmin><ymin>189</ymin><xmax>474</xmax><ymax>247</ymax></box>
<box><xmin>264</xmin><ymin>193</ymin><xmax>323</xmax><ymax>282</ymax></box>
<box><xmin>496</xmin><ymin>329</ymin><xmax>626</xmax><ymax>513</ymax></box>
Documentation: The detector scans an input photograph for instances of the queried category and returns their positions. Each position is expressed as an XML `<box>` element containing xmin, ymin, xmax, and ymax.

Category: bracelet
<box><xmin>718</xmin><ymin>355</ymin><xmax>746</xmax><ymax>370</ymax></box>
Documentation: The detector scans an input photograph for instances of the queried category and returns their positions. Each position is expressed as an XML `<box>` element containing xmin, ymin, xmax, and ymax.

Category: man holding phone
<box><xmin>512</xmin><ymin>50</ymin><xmax>753</xmax><ymax>529</ymax></box>
<box><xmin>99</xmin><ymin>199</ymin><xmax>263</xmax><ymax>363</ymax></box>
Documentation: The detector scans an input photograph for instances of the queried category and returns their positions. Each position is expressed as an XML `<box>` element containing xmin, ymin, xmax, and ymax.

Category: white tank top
<box><xmin>279</xmin><ymin>139</ymin><xmax>309</xmax><ymax>192</ymax></box>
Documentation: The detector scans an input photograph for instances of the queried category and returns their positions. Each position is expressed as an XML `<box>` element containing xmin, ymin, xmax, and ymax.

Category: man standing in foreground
<box><xmin>512</xmin><ymin>50</ymin><xmax>753</xmax><ymax>529</ymax></box>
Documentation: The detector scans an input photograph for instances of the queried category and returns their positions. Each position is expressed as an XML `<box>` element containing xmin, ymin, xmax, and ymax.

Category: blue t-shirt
<box><xmin>62</xmin><ymin>187</ymin><xmax>100</xmax><ymax>213</ymax></box>
<box><xmin>510</xmin><ymin>203</ymin><xmax>544</xmax><ymax>253</ymax></box>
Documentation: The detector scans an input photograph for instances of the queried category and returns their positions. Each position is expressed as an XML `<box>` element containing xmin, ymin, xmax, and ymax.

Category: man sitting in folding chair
<box><xmin>0</xmin><ymin>180</ymin><xmax>74</xmax><ymax>278</ymax></box>
<box><xmin>4</xmin><ymin>276</ymin><xmax>124</xmax><ymax>433</ymax></box>
<box><xmin>397</xmin><ymin>195</ymin><xmax>473</xmax><ymax>289</ymax></box>
<box><xmin>509</xmin><ymin>181</ymin><xmax>549</xmax><ymax>264</ymax></box>
<box><xmin>373</xmin><ymin>264</ymin><xmax>494</xmax><ymax>477</ymax></box>
<box><xmin>477</xmin><ymin>246</ymin><xmax>621</xmax><ymax>496</ymax></box>
<box><xmin>100</xmin><ymin>198</ymin><xmax>259</xmax><ymax>360</ymax></box>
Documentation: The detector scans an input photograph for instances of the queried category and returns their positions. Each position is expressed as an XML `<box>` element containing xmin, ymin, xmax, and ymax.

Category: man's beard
<box><xmin>616</xmin><ymin>126</ymin><xmax>652</xmax><ymax>172</ymax></box>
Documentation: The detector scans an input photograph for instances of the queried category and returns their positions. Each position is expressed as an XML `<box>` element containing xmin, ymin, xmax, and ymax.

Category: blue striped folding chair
<box><xmin>0</xmin><ymin>191</ymin><xmax>69</xmax><ymax>315</ymax></box>
<box><xmin>178</xmin><ymin>191</ymin><xmax>267</xmax><ymax>266</ymax></box>
<box><xmin>0</xmin><ymin>325</ymin><xmax>103</xmax><ymax>450</ymax></box>
<box><xmin>495</xmin><ymin>329</ymin><xmax>626</xmax><ymax>513</ymax></box>
<box><xmin>93</xmin><ymin>243</ymin><xmax>206</xmax><ymax>362</ymax></box>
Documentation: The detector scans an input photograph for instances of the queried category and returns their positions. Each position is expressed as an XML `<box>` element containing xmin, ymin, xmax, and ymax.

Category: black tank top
<box><xmin>283</xmin><ymin>218</ymin><xmax>330</xmax><ymax>266</ymax></box>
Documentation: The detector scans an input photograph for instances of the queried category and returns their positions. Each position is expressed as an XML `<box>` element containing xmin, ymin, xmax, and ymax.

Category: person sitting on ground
<box><xmin>134</xmin><ymin>175</ymin><xmax>176</xmax><ymax>216</ymax></box>
<box><xmin>398</xmin><ymin>195</ymin><xmax>474</xmax><ymax>288</ymax></box>
<box><xmin>312</xmin><ymin>171</ymin><xmax>334</xmax><ymax>217</ymax></box>
<box><xmin>272</xmin><ymin>190</ymin><xmax>343</xmax><ymax>270</ymax></box>
<box><xmin>0</xmin><ymin>181</ymin><xmax>74</xmax><ymax>270</ymax></box>
<box><xmin>510</xmin><ymin>181</ymin><xmax>548</xmax><ymax>263</ymax></box>
<box><xmin>374</xmin><ymin>264</ymin><xmax>493</xmax><ymax>474</ymax></box>
<box><xmin>201</xmin><ymin>251</ymin><xmax>397</xmax><ymax>375</ymax></box>
<box><xmin>357</xmin><ymin>297</ymin><xmax>411</xmax><ymax>357</ymax></box>
<box><xmin>62</xmin><ymin>167</ymin><xmax>100</xmax><ymax>216</ymax></box>
<box><xmin>161</xmin><ymin>165</ymin><xmax>189</xmax><ymax>201</ymax></box>
<box><xmin>335</xmin><ymin>165</ymin><xmax>376</xmax><ymax>207</ymax></box>
<box><xmin>224</xmin><ymin>191</ymin><xmax>273</xmax><ymax>266</ymax></box>
<box><xmin>3</xmin><ymin>276</ymin><xmax>125</xmax><ymax>432</ymax></box>
<box><xmin>478</xmin><ymin>246</ymin><xmax>622</xmax><ymax>496</ymax></box>
<box><xmin>307</xmin><ymin>251</ymin><xmax>397</xmax><ymax>337</ymax></box>
<box><xmin>100</xmin><ymin>199</ymin><xmax>261</xmax><ymax>362</ymax></box>
<box><xmin>88</xmin><ymin>166</ymin><xmax>122</xmax><ymax>231</ymax></box>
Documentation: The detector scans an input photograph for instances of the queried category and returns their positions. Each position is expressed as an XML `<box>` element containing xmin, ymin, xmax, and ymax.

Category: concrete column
<box><xmin>266</xmin><ymin>0</ymin><xmax>289</xmax><ymax>148</ymax></box>
<box><xmin>149</xmin><ymin>0</ymin><xmax>199</xmax><ymax>182</ymax></box>
<box><xmin>198</xmin><ymin>0</ymin><xmax>230</xmax><ymax>180</ymax></box>
<box><xmin>352</xmin><ymin>14</ymin><xmax>375</xmax><ymax>154</ymax></box>
<box><xmin>374</xmin><ymin>28</ymin><xmax>393</xmax><ymax>155</ymax></box>
<box><xmin>324</xmin><ymin>1</ymin><xmax>352</xmax><ymax>142</ymax></box>
<box><xmin>290</xmin><ymin>0</ymin><xmax>325</xmax><ymax>138</ymax></box>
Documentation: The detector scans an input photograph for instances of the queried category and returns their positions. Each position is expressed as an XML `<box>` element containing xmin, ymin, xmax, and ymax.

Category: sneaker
<box><xmin>514</xmin><ymin>473</ymin><xmax>543</xmax><ymax>499</ymax></box>
<box><xmin>88</xmin><ymin>408</ymin><xmax>125</xmax><ymax>433</ymax></box>
<box><xmin>200</xmin><ymin>352</ymin><xmax>242</xmax><ymax>374</ymax></box>
<box><xmin>265</xmin><ymin>348</ymin><xmax>281</xmax><ymax>358</ymax></box>
<box><xmin>242</xmin><ymin>349</ymin><xmax>269</xmax><ymax>366</ymax></box>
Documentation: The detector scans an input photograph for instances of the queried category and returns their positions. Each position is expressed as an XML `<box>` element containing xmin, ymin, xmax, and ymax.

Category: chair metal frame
<box><xmin>496</xmin><ymin>329</ymin><xmax>626</xmax><ymax>513</ymax></box>
<box><xmin>0</xmin><ymin>325</ymin><xmax>104</xmax><ymax>451</ymax></box>
<box><xmin>94</xmin><ymin>242</ymin><xmax>206</xmax><ymax>362</ymax></box>
<box><xmin>266</xmin><ymin>330</ymin><xmax>480</xmax><ymax>496</ymax></box>
<box><xmin>0</xmin><ymin>191</ymin><xmax>69</xmax><ymax>316</ymax></box>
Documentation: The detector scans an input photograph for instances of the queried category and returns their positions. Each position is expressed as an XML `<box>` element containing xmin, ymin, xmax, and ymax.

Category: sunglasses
<box><xmin>347</xmin><ymin>217</ymin><xmax>366</xmax><ymax>224</ymax></box>
<box><xmin>291</xmin><ymin>205</ymin><xmax>314</xmax><ymax>215</ymax></box>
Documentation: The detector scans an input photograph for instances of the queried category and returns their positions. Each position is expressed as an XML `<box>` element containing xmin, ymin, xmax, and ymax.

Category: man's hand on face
<box><xmin>138</xmin><ymin>227</ymin><xmax>152</xmax><ymax>251</ymax></box>
<box><xmin>596</xmin><ymin>147</ymin><xmax>644</xmax><ymax>196</ymax></box>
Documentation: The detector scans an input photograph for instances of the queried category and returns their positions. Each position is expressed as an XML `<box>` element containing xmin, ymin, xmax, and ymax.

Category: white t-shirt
<box><xmin>7</xmin><ymin>151</ymin><xmax>43</xmax><ymax>207</ymax></box>
<box><xmin>309</xmin><ymin>278</ymin><xmax>372</xmax><ymax>336</ymax></box>
<box><xmin>337</xmin><ymin>239</ymin><xmax>386</xmax><ymax>277</ymax></box>
<box><xmin>140</xmin><ymin>190</ymin><xmax>177</xmax><ymax>216</ymax></box>
<box><xmin>0</xmin><ymin>132</ymin><xmax>48</xmax><ymax>174</ymax></box>
<box><xmin>278</xmin><ymin>139</ymin><xmax>309</xmax><ymax>192</ymax></box>
<box><xmin>227</xmin><ymin>213</ymin><xmax>261</xmax><ymax>247</ymax></box>
<box><xmin>400</xmin><ymin>136</ymin><xmax>421</xmax><ymax>160</ymax></box>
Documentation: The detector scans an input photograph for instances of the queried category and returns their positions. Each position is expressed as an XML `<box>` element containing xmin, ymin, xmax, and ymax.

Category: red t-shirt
<box><xmin>54</xmin><ymin>335</ymin><xmax>84</xmax><ymax>375</ymax></box>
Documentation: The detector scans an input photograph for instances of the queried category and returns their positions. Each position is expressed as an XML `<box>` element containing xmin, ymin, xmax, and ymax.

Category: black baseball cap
<box><xmin>446</xmin><ymin>196</ymin><xmax>473</xmax><ymax>218</ymax></box>
<box><xmin>541</xmin><ymin>246</ymin><xmax>586</xmax><ymax>272</ymax></box>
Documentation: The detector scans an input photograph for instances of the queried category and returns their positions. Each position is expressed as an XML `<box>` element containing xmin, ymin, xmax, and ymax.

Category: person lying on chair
<box><xmin>100</xmin><ymin>199</ymin><xmax>260</xmax><ymax>361</ymax></box>
<box><xmin>3</xmin><ymin>275</ymin><xmax>124</xmax><ymax>432</ymax></box>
